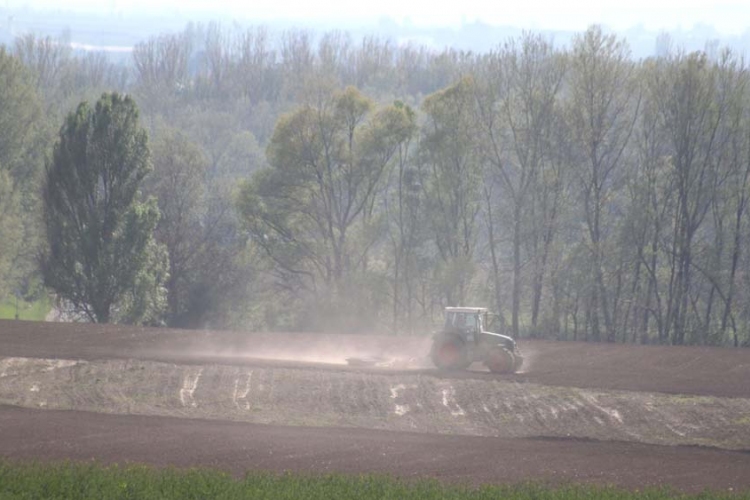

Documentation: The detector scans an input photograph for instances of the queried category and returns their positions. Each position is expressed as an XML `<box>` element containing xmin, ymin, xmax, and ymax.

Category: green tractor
<box><xmin>430</xmin><ymin>307</ymin><xmax>523</xmax><ymax>373</ymax></box>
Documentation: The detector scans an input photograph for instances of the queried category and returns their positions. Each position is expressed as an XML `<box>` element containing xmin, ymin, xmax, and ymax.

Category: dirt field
<box><xmin>1</xmin><ymin>318</ymin><xmax>750</xmax><ymax>492</ymax></box>
<box><xmin>2</xmin><ymin>319</ymin><xmax>750</xmax><ymax>398</ymax></box>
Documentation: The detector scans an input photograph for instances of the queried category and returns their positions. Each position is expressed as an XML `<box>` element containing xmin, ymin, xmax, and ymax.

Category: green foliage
<box><xmin>147</xmin><ymin>127</ymin><xmax>209</xmax><ymax>326</ymax></box>
<box><xmin>111</xmin><ymin>222</ymin><xmax>169</xmax><ymax>326</ymax></box>
<box><xmin>0</xmin><ymin>47</ymin><xmax>45</xmax><ymax>302</ymax></box>
<box><xmin>420</xmin><ymin>77</ymin><xmax>483</xmax><ymax>305</ymax></box>
<box><xmin>0</xmin><ymin>461</ymin><xmax>745</xmax><ymax>500</ymax></box>
<box><xmin>0</xmin><ymin>172</ymin><xmax>23</xmax><ymax>301</ymax></box>
<box><xmin>0</xmin><ymin>48</ymin><xmax>42</xmax><ymax>176</ymax></box>
<box><xmin>147</xmin><ymin>125</ymin><xmax>253</xmax><ymax>328</ymax></box>
<box><xmin>6</xmin><ymin>24</ymin><xmax>750</xmax><ymax>343</ymax></box>
<box><xmin>238</xmin><ymin>86</ymin><xmax>415</xmax><ymax>330</ymax></box>
<box><xmin>42</xmin><ymin>93</ymin><xmax>168</xmax><ymax>324</ymax></box>
<box><xmin>184</xmin><ymin>110</ymin><xmax>265</xmax><ymax>179</ymax></box>
<box><xmin>0</xmin><ymin>294</ymin><xmax>51</xmax><ymax>321</ymax></box>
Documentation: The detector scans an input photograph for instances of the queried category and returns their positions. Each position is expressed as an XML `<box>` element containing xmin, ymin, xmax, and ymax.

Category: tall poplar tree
<box><xmin>42</xmin><ymin>93</ymin><xmax>167</xmax><ymax>324</ymax></box>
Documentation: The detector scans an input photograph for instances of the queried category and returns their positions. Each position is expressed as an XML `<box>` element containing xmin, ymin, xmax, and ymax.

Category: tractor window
<box><xmin>445</xmin><ymin>311</ymin><xmax>479</xmax><ymax>332</ymax></box>
<box><xmin>465</xmin><ymin>314</ymin><xmax>479</xmax><ymax>332</ymax></box>
<box><xmin>445</xmin><ymin>312</ymin><xmax>456</xmax><ymax>328</ymax></box>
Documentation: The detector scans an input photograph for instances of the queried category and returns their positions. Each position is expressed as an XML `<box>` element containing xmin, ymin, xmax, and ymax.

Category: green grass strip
<box><xmin>0</xmin><ymin>461</ymin><xmax>746</xmax><ymax>500</ymax></box>
<box><xmin>0</xmin><ymin>295</ymin><xmax>50</xmax><ymax>321</ymax></box>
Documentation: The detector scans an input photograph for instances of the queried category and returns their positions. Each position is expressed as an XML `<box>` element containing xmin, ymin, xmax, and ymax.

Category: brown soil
<box><xmin>2</xmin><ymin>405</ymin><xmax>749</xmax><ymax>494</ymax></box>
<box><xmin>1</xmin><ymin>319</ymin><xmax>750</xmax><ymax>492</ymax></box>
<box><xmin>2</xmin><ymin>357</ymin><xmax>749</xmax><ymax>450</ymax></box>
<box><xmin>2</xmin><ymin>319</ymin><xmax>750</xmax><ymax>398</ymax></box>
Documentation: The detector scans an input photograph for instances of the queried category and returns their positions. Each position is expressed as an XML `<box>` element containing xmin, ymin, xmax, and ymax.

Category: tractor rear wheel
<box><xmin>484</xmin><ymin>347</ymin><xmax>516</xmax><ymax>374</ymax></box>
<box><xmin>430</xmin><ymin>335</ymin><xmax>470</xmax><ymax>370</ymax></box>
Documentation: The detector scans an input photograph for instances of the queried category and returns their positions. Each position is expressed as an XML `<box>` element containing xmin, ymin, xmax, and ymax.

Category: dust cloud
<box><xmin>136</xmin><ymin>330</ymin><xmax>435</xmax><ymax>371</ymax></box>
<box><xmin>127</xmin><ymin>329</ymin><xmax>533</xmax><ymax>374</ymax></box>
<box><xmin>515</xmin><ymin>344</ymin><xmax>536</xmax><ymax>374</ymax></box>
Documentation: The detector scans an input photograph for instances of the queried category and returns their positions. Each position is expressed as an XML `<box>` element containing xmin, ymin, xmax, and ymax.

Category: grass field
<box><xmin>0</xmin><ymin>461</ymin><xmax>745</xmax><ymax>500</ymax></box>
<box><xmin>0</xmin><ymin>295</ymin><xmax>50</xmax><ymax>321</ymax></box>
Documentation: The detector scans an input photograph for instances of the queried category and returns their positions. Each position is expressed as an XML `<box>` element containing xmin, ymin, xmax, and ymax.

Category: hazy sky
<box><xmin>6</xmin><ymin>0</ymin><xmax>750</xmax><ymax>34</ymax></box>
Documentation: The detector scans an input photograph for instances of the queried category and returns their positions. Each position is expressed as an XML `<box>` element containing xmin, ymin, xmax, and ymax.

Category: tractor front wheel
<box><xmin>484</xmin><ymin>347</ymin><xmax>516</xmax><ymax>374</ymax></box>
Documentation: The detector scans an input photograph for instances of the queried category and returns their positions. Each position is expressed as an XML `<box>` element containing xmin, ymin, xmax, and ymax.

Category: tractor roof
<box><xmin>445</xmin><ymin>307</ymin><xmax>488</xmax><ymax>314</ymax></box>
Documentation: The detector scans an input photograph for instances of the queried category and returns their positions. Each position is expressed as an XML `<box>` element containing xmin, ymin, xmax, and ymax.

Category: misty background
<box><xmin>3</xmin><ymin>1</ymin><xmax>750</xmax><ymax>58</ymax></box>
<box><xmin>2</xmin><ymin>1</ymin><xmax>750</xmax><ymax>348</ymax></box>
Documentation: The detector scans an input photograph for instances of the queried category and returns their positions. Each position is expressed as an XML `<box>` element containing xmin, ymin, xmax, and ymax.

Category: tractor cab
<box><xmin>443</xmin><ymin>307</ymin><xmax>485</xmax><ymax>341</ymax></box>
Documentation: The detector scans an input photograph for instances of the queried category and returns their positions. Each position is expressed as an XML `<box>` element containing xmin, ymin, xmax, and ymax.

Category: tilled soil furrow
<box><xmin>2</xmin><ymin>356</ymin><xmax>750</xmax><ymax>450</ymax></box>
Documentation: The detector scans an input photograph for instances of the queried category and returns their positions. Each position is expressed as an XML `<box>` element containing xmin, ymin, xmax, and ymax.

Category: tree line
<box><xmin>1</xmin><ymin>24</ymin><xmax>750</xmax><ymax>346</ymax></box>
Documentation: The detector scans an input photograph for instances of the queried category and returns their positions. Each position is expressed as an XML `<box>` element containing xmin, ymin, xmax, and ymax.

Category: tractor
<box><xmin>430</xmin><ymin>307</ymin><xmax>523</xmax><ymax>373</ymax></box>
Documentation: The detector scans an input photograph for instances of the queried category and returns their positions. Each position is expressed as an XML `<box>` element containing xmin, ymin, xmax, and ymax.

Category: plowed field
<box><xmin>1</xmin><ymin>319</ymin><xmax>749</xmax><ymax>493</ymax></box>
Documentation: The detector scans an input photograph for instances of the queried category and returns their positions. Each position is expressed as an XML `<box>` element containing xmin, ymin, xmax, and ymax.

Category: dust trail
<box><xmin>515</xmin><ymin>344</ymin><xmax>536</xmax><ymax>374</ymax></box>
<box><xmin>140</xmin><ymin>331</ymin><xmax>434</xmax><ymax>372</ymax></box>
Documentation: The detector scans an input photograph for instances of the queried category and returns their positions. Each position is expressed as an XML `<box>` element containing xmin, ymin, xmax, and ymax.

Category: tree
<box><xmin>421</xmin><ymin>77</ymin><xmax>483</xmax><ymax>306</ymax></box>
<box><xmin>0</xmin><ymin>172</ymin><xmax>23</xmax><ymax>301</ymax></box>
<box><xmin>42</xmin><ymin>93</ymin><xmax>167</xmax><ymax>324</ymax></box>
<box><xmin>647</xmin><ymin>50</ymin><xmax>743</xmax><ymax>344</ymax></box>
<box><xmin>719</xmin><ymin>72</ymin><xmax>750</xmax><ymax>347</ymax></box>
<box><xmin>132</xmin><ymin>32</ymin><xmax>192</xmax><ymax>119</ymax></box>
<box><xmin>13</xmin><ymin>33</ymin><xmax>71</xmax><ymax>102</ymax></box>
<box><xmin>475</xmin><ymin>34</ymin><xmax>567</xmax><ymax>338</ymax></box>
<box><xmin>381</xmin><ymin>101</ymin><xmax>420</xmax><ymax>333</ymax></box>
<box><xmin>627</xmin><ymin>60</ymin><xmax>673</xmax><ymax>344</ymax></box>
<box><xmin>0</xmin><ymin>47</ymin><xmax>43</xmax><ymax>302</ymax></box>
<box><xmin>567</xmin><ymin>26</ymin><xmax>639</xmax><ymax>341</ymax></box>
<box><xmin>232</xmin><ymin>26</ymin><xmax>280</xmax><ymax>105</ymax></box>
<box><xmin>147</xmin><ymin>126</ymin><xmax>252</xmax><ymax>328</ymax></box>
<box><xmin>238</xmin><ymin>86</ymin><xmax>414</xmax><ymax>330</ymax></box>
<box><xmin>147</xmin><ymin>127</ymin><xmax>208</xmax><ymax>325</ymax></box>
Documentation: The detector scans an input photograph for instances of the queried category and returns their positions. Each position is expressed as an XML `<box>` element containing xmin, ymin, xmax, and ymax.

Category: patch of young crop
<box><xmin>0</xmin><ymin>461</ymin><xmax>746</xmax><ymax>500</ymax></box>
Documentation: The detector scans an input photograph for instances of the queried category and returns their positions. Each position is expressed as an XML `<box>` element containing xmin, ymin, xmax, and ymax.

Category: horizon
<box><xmin>4</xmin><ymin>0</ymin><xmax>750</xmax><ymax>35</ymax></box>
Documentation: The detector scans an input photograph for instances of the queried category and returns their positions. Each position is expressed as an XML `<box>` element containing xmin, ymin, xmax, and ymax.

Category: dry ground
<box><xmin>1</xmin><ymin>318</ymin><xmax>750</xmax><ymax>493</ymax></box>
<box><xmin>2</xmin><ymin>319</ymin><xmax>750</xmax><ymax>397</ymax></box>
